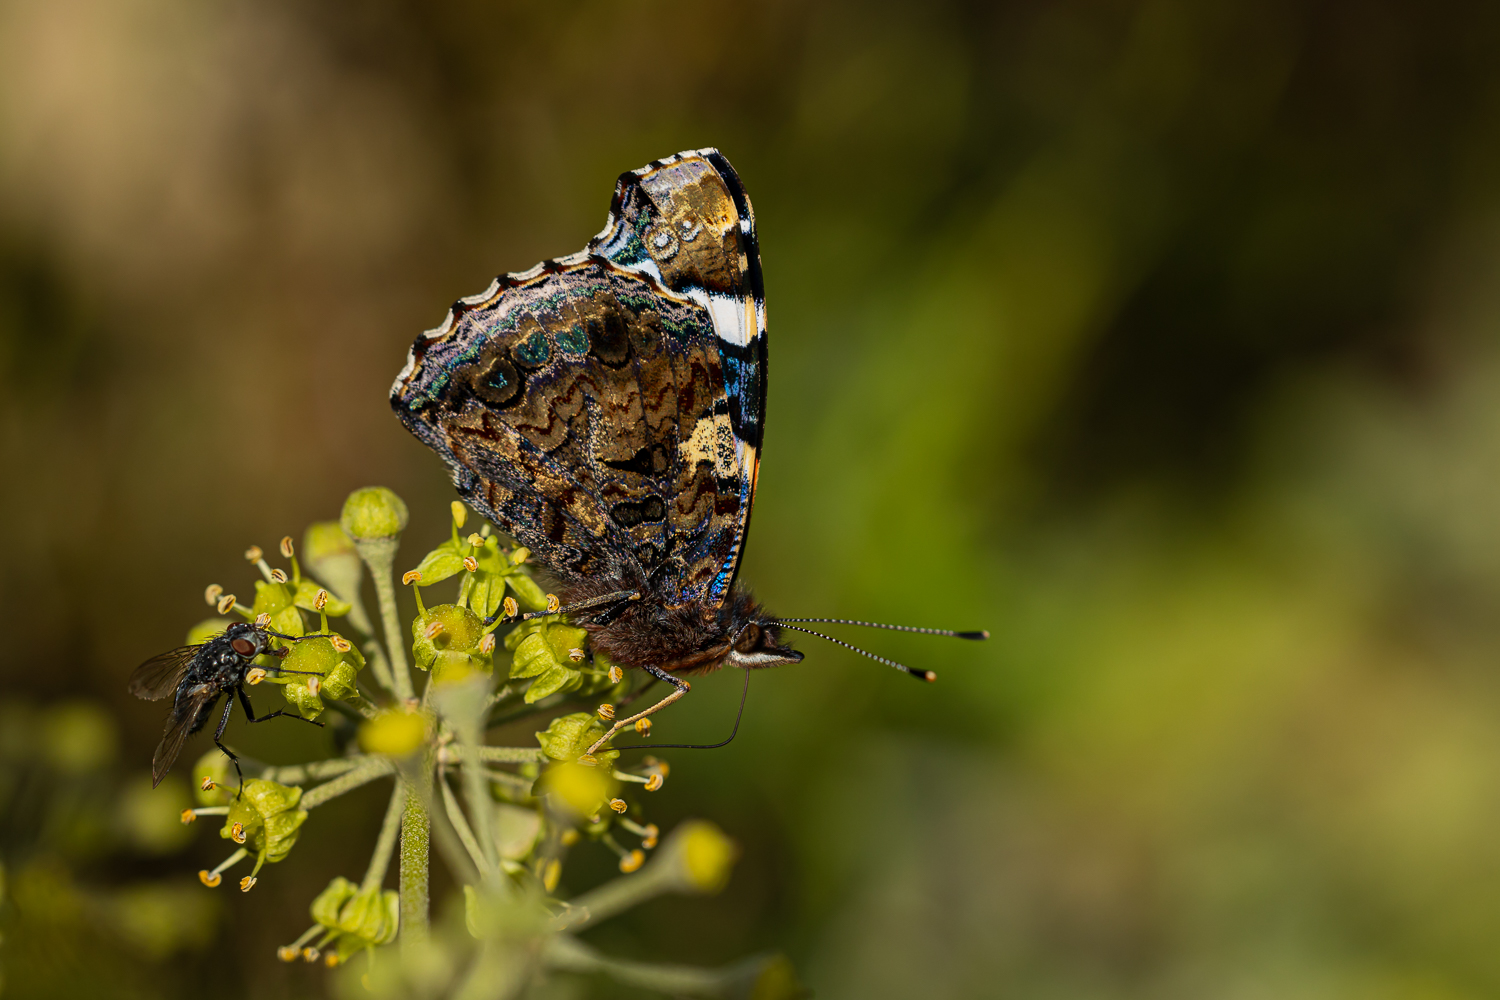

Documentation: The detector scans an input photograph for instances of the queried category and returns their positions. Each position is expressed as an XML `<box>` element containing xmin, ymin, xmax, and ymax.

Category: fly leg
<box><xmin>583</xmin><ymin>663</ymin><xmax>690</xmax><ymax>757</ymax></box>
<box><xmin>210</xmin><ymin>695</ymin><xmax>245</xmax><ymax>798</ymax></box>
<box><xmin>235</xmin><ymin>686</ymin><xmax>325</xmax><ymax>728</ymax></box>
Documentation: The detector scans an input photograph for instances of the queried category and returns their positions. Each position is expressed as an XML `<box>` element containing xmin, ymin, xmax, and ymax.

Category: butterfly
<box><xmin>391</xmin><ymin>148</ymin><xmax>984</xmax><ymax>756</ymax></box>
<box><xmin>128</xmin><ymin>621</ymin><xmax>327</xmax><ymax>788</ymax></box>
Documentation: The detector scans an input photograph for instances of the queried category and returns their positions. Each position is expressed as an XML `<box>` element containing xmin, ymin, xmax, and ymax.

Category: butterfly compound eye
<box><xmin>230</xmin><ymin>638</ymin><xmax>257</xmax><ymax>657</ymax></box>
<box><xmin>734</xmin><ymin>624</ymin><xmax>762</xmax><ymax>653</ymax></box>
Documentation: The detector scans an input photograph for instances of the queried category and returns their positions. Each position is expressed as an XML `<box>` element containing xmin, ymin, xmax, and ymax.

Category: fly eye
<box><xmin>230</xmin><ymin>638</ymin><xmax>256</xmax><ymax>657</ymax></box>
<box><xmin>734</xmin><ymin>625</ymin><xmax>761</xmax><ymax>653</ymax></box>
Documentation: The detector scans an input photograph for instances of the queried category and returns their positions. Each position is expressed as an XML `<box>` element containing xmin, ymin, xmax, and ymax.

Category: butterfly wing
<box><xmin>128</xmin><ymin>644</ymin><xmax>200</xmax><ymax>700</ymax></box>
<box><xmin>392</xmin><ymin>149</ymin><xmax>766</xmax><ymax>609</ymax></box>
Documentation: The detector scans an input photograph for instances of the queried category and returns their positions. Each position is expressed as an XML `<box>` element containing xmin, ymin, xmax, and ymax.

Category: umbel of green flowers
<box><xmin>164</xmin><ymin>487</ymin><xmax>804</xmax><ymax>999</ymax></box>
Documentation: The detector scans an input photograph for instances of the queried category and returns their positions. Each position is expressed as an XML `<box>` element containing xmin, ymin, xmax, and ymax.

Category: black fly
<box><xmin>128</xmin><ymin>621</ymin><xmax>327</xmax><ymax>791</ymax></box>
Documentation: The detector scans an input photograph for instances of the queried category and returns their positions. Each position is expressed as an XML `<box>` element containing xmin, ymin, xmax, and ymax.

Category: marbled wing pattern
<box><xmin>391</xmin><ymin>148</ymin><xmax>766</xmax><ymax>610</ymax></box>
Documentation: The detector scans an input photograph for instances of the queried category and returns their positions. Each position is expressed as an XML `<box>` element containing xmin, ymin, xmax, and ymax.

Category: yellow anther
<box><xmin>198</xmin><ymin>870</ymin><xmax>222</xmax><ymax>888</ymax></box>
<box><xmin>307</xmin><ymin>676</ymin><xmax>322</xmax><ymax>697</ymax></box>
<box><xmin>269</xmin><ymin>568</ymin><xmax>288</xmax><ymax>584</ymax></box>
<box><xmin>511</xmin><ymin>547</ymin><xmax>530</xmax><ymax>565</ymax></box>
<box><xmin>244</xmin><ymin>545</ymin><xmax>263</xmax><ymax>562</ymax></box>
<box><xmin>451</xmin><ymin>500</ymin><xmax>467</xmax><ymax>528</ymax></box>
<box><xmin>402</xmin><ymin>570</ymin><xmax>422</xmax><ymax>586</ymax></box>
<box><xmin>642</xmin><ymin>757</ymin><xmax>669</xmax><ymax>777</ymax></box>
<box><xmin>568</xmin><ymin>647</ymin><xmax>585</xmax><ymax>662</ymax></box>
<box><xmin>608</xmin><ymin>798</ymin><xmax>628</xmax><ymax>814</ymax></box>
<box><xmin>253</xmin><ymin>612</ymin><xmax>271</xmax><ymax>627</ymax></box>
<box><xmin>546</xmin><ymin>594</ymin><xmax>561</xmax><ymax>613</ymax></box>
<box><xmin>302</xmin><ymin>947</ymin><xmax>320</xmax><ymax>963</ymax></box>
<box><xmin>314</xmin><ymin>588</ymin><xmax>329</xmax><ymax>611</ymax></box>
<box><xmin>467</xmin><ymin>532</ymin><xmax>485</xmax><ymax>547</ymax></box>
<box><xmin>634</xmin><ymin>718</ymin><xmax>652</xmax><ymax>736</ymax></box>
<box><xmin>201</xmin><ymin>777</ymin><xmax>217</xmax><ymax>791</ymax></box>
<box><xmin>478</xmin><ymin>633</ymin><xmax>496</xmax><ymax>654</ymax></box>
<box><xmin>645</xmin><ymin>773</ymin><xmax>664</xmax><ymax>792</ymax></box>
<box><xmin>463</xmin><ymin>556</ymin><xmax>479</xmax><ymax>572</ymax></box>
<box><xmin>325</xmin><ymin>952</ymin><xmax>339</xmax><ymax>967</ymax></box>
<box><xmin>239</xmin><ymin>876</ymin><xmax>257</xmax><ymax>892</ymax></box>
<box><xmin>277</xmin><ymin>946</ymin><xmax>299</xmax><ymax>962</ymax></box>
<box><xmin>230</xmin><ymin>822</ymin><xmax>247</xmax><ymax>844</ymax></box>
<box><xmin>619</xmin><ymin>849</ymin><xmax>645</xmax><ymax>873</ymax></box>
<box><xmin>542</xmin><ymin>858</ymin><xmax>561</xmax><ymax>893</ymax></box>
<box><xmin>597</xmin><ymin>704</ymin><xmax>616</xmax><ymax>721</ymax></box>
<box><xmin>560</xmin><ymin>829</ymin><xmax>580</xmax><ymax>846</ymax></box>
<box><xmin>246</xmin><ymin>667</ymin><xmax>268</xmax><ymax>685</ymax></box>
<box><xmin>424</xmin><ymin>620</ymin><xmax>444</xmax><ymax>640</ymax></box>
<box><xmin>608</xmin><ymin>665</ymin><xmax>624</xmax><ymax>684</ymax></box>
<box><xmin>217</xmin><ymin>594</ymin><xmax>237</xmax><ymax>615</ymax></box>
<box><xmin>577</xmin><ymin>753</ymin><xmax>599</xmax><ymax>767</ymax></box>
<box><xmin>331</xmin><ymin>635</ymin><xmax>351</xmax><ymax>652</ymax></box>
<box><xmin>180</xmin><ymin>808</ymin><xmax>197</xmax><ymax>824</ymax></box>
<box><xmin>280</xmin><ymin>536</ymin><xmax>295</xmax><ymax>558</ymax></box>
<box><xmin>641</xmin><ymin>824</ymin><xmax>660</xmax><ymax>849</ymax></box>
<box><xmin>503</xmin><ymin>596</ymin><xmax>518</xmax><ymax>619</ymax></box>
<box><xmin>204</xmin><ymin>583</ymin><xmax>223</xmax><ymax>606</ymax></box>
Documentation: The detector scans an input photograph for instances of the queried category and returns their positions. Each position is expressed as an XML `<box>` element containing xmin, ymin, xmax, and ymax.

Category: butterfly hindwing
<box><xmin>392</xmin><ymin>149</ymin><xmax>766</xmax><ymax>609</ymax></box>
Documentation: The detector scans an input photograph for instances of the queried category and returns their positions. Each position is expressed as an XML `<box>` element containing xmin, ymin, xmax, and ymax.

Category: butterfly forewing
<box><xmin>391</xmin><ymin>148</ymin><xmax>767</xmax><ymax>610</ymax></box>
<box><xmin>127</xmin><ymin>644</ymin><xmax>200</xmax><ymax>701</ymax></box>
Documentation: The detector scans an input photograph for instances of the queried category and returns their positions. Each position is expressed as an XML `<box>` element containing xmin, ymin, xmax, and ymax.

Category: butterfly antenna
<box><xmin>614</xmin><ymin>667</ymin><xmax>752</xmax><ymax>750</ymax></box>
<box><xmin>777</xmin><ymin>618</ymin><xmax>988</xmax><ymax>640</ymax></box>
<box><xmin>775</xmin><ymin>623</ymin><xmax>937</xmax><ymax>682</ymax></box>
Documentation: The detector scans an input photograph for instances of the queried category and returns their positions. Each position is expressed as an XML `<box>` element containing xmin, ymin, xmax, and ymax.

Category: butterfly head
<box><xmin>720</xmin><ymin>591</ymin><xmax>803</xmax><ymax>669</ymax></box>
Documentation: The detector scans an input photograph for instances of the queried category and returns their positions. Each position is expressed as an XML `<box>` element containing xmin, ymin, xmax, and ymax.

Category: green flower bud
<box><xmin>118</xmin><ymin>773</ymin><xmax>194</xmax><ymax>855</ymax></box>
<box><xmin>311</xmin><ymin>876</ymin><xmax>359</xmax><ymax>926</ymax></box>
<box><xmin>534</xmin><ymin>762</ymin><xmax>618</xmax><ymax>820</ymax></box>
<box><xmin>652</xmin><ymin>820</ymin><xmax>738</xmax><ymax>895</ymax></box>
<box><xmin>359</xmin><ymin>711</ymin><xmax>427</xmax><ymax>756</ymax></box>
<box><xmin>251</xmin><ymin>580</ymin><xmax>303</xmax><ymax>637</ymax></box>
<box><xmin>301</xmin><ymin>521</ymin><xmax>366</xmax><ymax>631</ymax></box>
<box><xmin>186</xmin><ymin>618</ymin><xmax>233</xmax><ymax>646</ymax></box>
<box><xmin>303</xmin><ymin>521</ymin><xmax>357</xmax><ymax>563</ymax></box>
<box><xmin>311</xmin><ymin>876</ymin><xmax>399</xmax><ymax>958</ymax></box>
<box><xmin>277</xmin><ymin>636</ymin><xmax>363</xmax><ymax>719</ymax></box>
<box><xmin>340</xmin><ymin>487</ymin><xmax>409</xmax><ymax>541</ymax></box>
<box><xmin>507</xmin><ymin>620</ymin><xmax>589</xmax><ymax>703</ymax></box>
<box><xmin>220</xmin><ymin>779</ymin><xmax>308</xmax><ymax>867</ymax></box>
<box><xmin>40</xmin><ymin>702</ymin><xmax>117</xmax><ymax>774</ymax></box>
<box><xmin>412</xmin><ymin>604</ymin><xmax>493</xmax><ymax>682</ymax></box>
<box><xmin>535</xmin><ymin>712</ymin><xmax>618</xmax><ymax>768</ymax></box>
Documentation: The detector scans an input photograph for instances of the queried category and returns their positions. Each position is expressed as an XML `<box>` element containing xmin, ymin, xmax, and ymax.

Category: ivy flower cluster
<box><xmin>163</xmin><ymin>486</ymin><xmax>802</xmax><ymax>999</ymax></box>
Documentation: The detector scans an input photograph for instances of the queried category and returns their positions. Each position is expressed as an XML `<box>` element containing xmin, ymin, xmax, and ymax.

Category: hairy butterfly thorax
<box><xmin>392</xmin><ymin>148</ymin><xmax>984</xmax><ymax>756</ymax></box>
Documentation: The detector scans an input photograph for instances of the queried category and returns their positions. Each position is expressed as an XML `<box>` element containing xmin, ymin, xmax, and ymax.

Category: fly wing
<box><xmin>151</xmin><ymin>686</ymin><xmax>219</xmax><ymax>787</ymax></box>
<box><xmin>128</xmin><ymin>645</ymin><xmax>199</xmax><ymax>700</ymax></box>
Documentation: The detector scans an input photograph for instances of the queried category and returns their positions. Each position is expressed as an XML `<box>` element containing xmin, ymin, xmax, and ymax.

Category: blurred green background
<box><xmin>5</xmin><ymin>0</ymin><xmax>1500</xmax><ymax>996</ymax></box>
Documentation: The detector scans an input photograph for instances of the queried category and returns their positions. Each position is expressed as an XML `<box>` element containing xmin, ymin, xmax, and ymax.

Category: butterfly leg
<box><xmin>583</xmin><ymin>664</ymin><xmax>689</xmax><ymax>757</ymax></box>
<box><xmin>210</xmin><ymin>696</ymin><xmax>245</xmax><ymax>798</ymax></box>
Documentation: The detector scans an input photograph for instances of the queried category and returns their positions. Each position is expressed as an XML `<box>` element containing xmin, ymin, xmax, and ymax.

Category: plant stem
<box><xmin>476</xmin><ymin>746</ymin><xmax>546</xmax><ymax>764</ymax></box>
<box><xmin>362</xmin><ymin>782</ymin><xmax>406</xmax><ymax>894</ymax></box>
<box><xmin>542</xmin><ymin>935</ymin><xmax>736</xmax><ymax>997</ymax></box>
<box><xmin>254</xmin><ymin>756</ymin><xmax>366</xmax><ymax>785</ymax></box>
<box><xmin>399</xmin><ymin>772</ymin><xmax>431</xmax><ymax>949</ymax></box>
<box><xmin>356</xmin><ymin>536</ymin><xmax>413</xmax><ymax>701</ymax></box>
<box><xmin>439</xmin><ymin>774</ymin><xmax>492</xmax><ymax>876</ymax></box>
<box><xmin>301</xmin><ymin>758</ymin><xmax>395</xmax><ymax>808</ymax></box>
